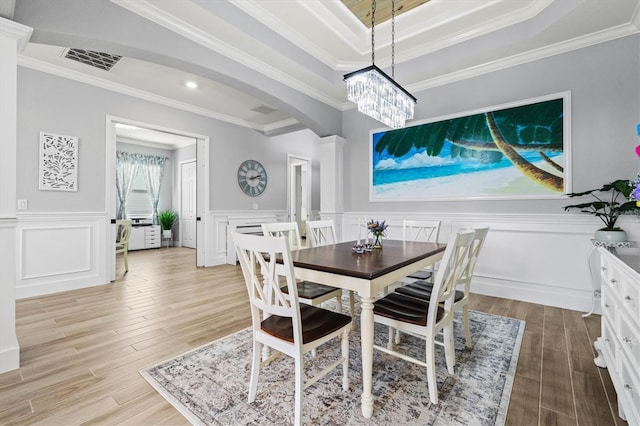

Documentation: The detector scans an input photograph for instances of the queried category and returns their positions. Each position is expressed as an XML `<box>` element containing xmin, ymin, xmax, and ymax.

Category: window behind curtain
<box><xmin>126</xmin><ymin>168</ymin><xmax>153</xmax><ymax>217</ymax></box>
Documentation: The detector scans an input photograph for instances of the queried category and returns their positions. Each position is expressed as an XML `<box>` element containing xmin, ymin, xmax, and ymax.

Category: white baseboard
<box><xmin>0</xmin><ymin>341</ymin><xmax>20</xmax><ymax>374</ymax></box>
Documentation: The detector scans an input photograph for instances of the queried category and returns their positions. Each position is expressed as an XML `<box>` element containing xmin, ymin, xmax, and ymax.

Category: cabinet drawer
<box><xmin>601</xmin><ymin>286</ymin><xmax>619</xmax><ymax>320</ymax></box>
<box><xmin>619</xmin><ymin>310</ymin><xmax>640</xmax><ymax>367</ymax></box>
<box><xmin>620</xmin><ymin>276</ymin><xmax>639</xmax><ymax>324</ymax></box>
<box><xmin>146</xmin><ymin>240</ymin><xmax>160</xmax><ymax>248</ymax></box>
<box><xmin>601</xmin><ymin>256</ymin><xmax>622</xmax><ymax>292</ymax></box>
<box><xmin>601</xmin><ymin>318</ymin><xmax>617</xmax><ymax>369</ymax></box>
<box><xmin>620</xmin><ymin>356</ymin><xmax>640</xmax><ymax>423</ymax></box>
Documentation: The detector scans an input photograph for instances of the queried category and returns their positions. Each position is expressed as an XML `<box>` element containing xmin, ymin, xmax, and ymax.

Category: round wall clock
<box><xmin>237</xmin><ymin>159</ymin><xmax>267</xmax><ymax>197</ymax></box>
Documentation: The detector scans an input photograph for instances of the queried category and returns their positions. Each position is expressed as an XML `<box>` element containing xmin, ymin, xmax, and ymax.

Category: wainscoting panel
<box><xmin>21</xmin><ymin>226</ymin><xmax>91</xmax><ymax>279</ymax></box>
<box><xmin>343</xmin><ymin>212</ymin><xmax>640</xmax><ymax>313</ymax></box>
<box><xmin>16</xmin><ymin>213</ymin><xmax>108</xmax><ymax>299</ymax></box>
<box><xmin>206</xmin><ymin>210</ymin><xmax>288</xmax><ymax>266</ymax></box>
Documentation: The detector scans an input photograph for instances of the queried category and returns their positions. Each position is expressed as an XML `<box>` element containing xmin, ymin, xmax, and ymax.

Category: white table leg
<box><xmin>360</xmin><ymin>296</ymin><xmax>375</xmax><ymax>418</ymax></box>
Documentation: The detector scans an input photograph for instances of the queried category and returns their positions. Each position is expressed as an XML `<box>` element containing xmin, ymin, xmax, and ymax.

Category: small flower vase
<box><xmin>373</xmin><ymin>234</ymin><xmax>383</xmax><ymax>249</ymax></box>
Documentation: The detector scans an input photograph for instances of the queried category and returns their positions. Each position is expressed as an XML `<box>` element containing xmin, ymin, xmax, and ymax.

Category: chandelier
<box><xmin>344</xmin><ymin>0</ymin><xmax>416</xmax><ymax>129</ymax></box>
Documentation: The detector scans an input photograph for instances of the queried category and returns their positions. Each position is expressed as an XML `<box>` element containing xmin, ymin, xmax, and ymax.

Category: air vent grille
<box><xmin>251</xmin><ymin>105</ymin><xmax>277</xmax><ymax>115</ymax></box>
<box><xmin>64</xmin><ymin>48</ymin><xmax>122</xmax><ymax>71</ymax></box>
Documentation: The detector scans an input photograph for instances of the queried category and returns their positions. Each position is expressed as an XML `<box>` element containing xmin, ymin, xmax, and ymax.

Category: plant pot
<box><xmin>594</xmin><ymin>229</ymin><xmax>628</xmax><ymax>243</ymax></box>
<box><xmin>162</xmin><ymin>230</ymin><xmax>173</xmax><ymax>239</ymax></box>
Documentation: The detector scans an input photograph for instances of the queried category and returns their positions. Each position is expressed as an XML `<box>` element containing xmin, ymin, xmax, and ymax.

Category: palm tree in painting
<box><xmin>374</xmin><ymin>98</ymin><xmax>564</xmax><ymax>191</ymax></box>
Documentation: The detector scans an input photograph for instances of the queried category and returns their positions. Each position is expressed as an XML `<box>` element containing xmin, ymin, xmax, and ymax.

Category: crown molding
<box><xmin>263</xmin><ymin>118</ymin><xmax>300</xmax><ymax>133</ymax></box>
<box><xmin>340</xmin><ymin>22</ymin><xmax>639</xmax><ymax>111</ymax></box>
<box><xmin>0</xmin><ymin>17</ymin><xmax>32</xmax><ymax>51</ymax></box>
<box><xmin>406</xmin><ymin>23</ymin><xmax>640</xmax><ymax>98</ymax></box>
<box><xmin>110</xmin><ymin>0</ymin><xmax>343</xmax><ymax>110</ymax></box>
<box><xmin>17</xmin><ymin>55</ymin><xmax>274</xmax><ymax>131</ymax></box>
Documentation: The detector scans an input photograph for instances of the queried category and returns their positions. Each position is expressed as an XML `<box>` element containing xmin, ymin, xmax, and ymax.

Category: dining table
<box><xmin>289</xmin><ymin>239</ymin><xmax>446</xmax><ymax>418</ymax></box>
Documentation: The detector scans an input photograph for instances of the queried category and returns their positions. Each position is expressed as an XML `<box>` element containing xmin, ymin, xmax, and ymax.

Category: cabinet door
<box><xmin>128</xmin><ymin>227</ymin><xmax>145</xmax><ymax>251</ymax></box>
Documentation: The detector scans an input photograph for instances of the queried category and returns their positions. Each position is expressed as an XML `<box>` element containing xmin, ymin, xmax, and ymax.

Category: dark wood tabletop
<box><xmin>290</xmin><ymin>240</ymin><xmax>446</xmax><ymax>280</ymax></box>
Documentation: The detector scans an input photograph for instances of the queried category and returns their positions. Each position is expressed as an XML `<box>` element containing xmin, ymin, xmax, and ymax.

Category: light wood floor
<box><xmin>0</xmin><ymin>247</ymin><xmax>623</xmax><ymax>425</ymax></box>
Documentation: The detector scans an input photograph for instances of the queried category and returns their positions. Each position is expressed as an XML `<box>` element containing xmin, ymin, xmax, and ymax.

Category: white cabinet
<box><xmin>594</xmin><ymin>248</ymin><xmax>640</xmax><ymax>425</ymax></box>
<box><xmin>129</xmin><ymin>225</ymin><xmax>161</xmax><ymax>250</ymax></box>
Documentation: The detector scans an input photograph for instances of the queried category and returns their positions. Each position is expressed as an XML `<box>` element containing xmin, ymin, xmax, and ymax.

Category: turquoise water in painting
<box><xmin>372</xmin><ymin>142</ymin><xmax>560</xmax><ymax>186</ymax></box>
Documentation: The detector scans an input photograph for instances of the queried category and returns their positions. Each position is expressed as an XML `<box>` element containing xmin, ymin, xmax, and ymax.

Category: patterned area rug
<box><xmin>141</xmin><ymin>307</ymin><xmax>524</xmax><ymax>425</ymax></box>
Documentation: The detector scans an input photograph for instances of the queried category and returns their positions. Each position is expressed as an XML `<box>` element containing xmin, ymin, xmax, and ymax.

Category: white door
<box><xmin>181</xmin><ymin>160</ymin><xmax>197</xmax><ymax>248</ymax></box>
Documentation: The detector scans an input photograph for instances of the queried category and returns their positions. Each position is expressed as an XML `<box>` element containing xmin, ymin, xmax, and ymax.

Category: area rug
<box><xmin>141</xmin><ymin>307</ymin><xmax>524</xmax><ymax>425</ymax></box>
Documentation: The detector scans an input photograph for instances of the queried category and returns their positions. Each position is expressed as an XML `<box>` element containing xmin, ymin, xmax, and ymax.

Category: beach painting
<box><xmin>370</xmin><ymin>92</ymin><xmax>570</xmax><ymax>201</ymax></box>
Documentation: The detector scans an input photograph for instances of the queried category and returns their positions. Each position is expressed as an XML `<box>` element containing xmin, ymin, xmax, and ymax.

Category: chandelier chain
<box><xmin>391</xmin><ymin>0</ymin><xmax>395</xmax><ymax>79</ymax></box>
<box><xmin>371</xmin><ymin>0</ymin><xmax>376</xmax><ymax>65</ymax></box>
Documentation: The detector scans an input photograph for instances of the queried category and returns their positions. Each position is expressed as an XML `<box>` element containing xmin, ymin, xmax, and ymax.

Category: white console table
<box><xmin>129</xmin><ymin>225</ymin><xmax>161</xmax><ymax>250</ymax></box>
<box><xmin>593</xmin><ymin>247</ymin><xmax>640</xmax><ymax>425</ymax></box>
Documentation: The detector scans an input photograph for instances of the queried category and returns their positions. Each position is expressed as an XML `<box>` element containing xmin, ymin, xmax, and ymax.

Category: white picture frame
<box><xmin>39</xmin><ymin>131</ymin><xmax>78</xmax><ymax>192</ymax></box>
<box><xmin>369</xmin><ymin>91</ymin><xmax>571</xmax><ymax>201</ymax></box>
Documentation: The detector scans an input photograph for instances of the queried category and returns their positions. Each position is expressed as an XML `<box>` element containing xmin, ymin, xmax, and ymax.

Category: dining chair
<box><xmin>306</xmin><ymin>220</ymin><xmax>356</xmax><ymax>327</ymax></box>
<box><xmin>305</xmin><ymin>219</ymin><xmax>337</xmax><ymax>247</ymax></box>
<box><xmin>395</xmin><ymin>227</ymin><xmax>490</xmax><ymax>348</ymax></box>
<box><xmin>372</xmin><ymin>229</ymin><xmax>475</xmax><ymax>404</ymax></box>
<box><xmin>115</xmin><ymin>219</ymin><xmax>132</xmax><ymax>272</ymax></box>
<box><xmin>233</xmin><ymin>232</ymin><xmax>351</xmax><ymax>425</ymax></box>
<box><xmin>262</xmin><ymin>222</ymin><xmax>347</xmax><ymax>315</ymax></box>
<box><xmin>403</xmin><ymin>219</ymin><xmax>441</xmax><ymax>280</ymax></box>
<box><xmin>387</xmin><ymin>219</ymin><xmax>441</xmax><ymax>344</ymax></box>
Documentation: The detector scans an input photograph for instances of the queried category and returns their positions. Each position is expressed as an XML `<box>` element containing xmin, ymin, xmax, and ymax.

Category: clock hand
<box><xmin>247</xmin><ymin>175</ymin><xmax>263</xmax><ymax>180</ymax></box>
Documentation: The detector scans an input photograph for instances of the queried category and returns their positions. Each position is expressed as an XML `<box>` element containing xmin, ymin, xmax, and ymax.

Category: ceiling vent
<box><xmin>251</xmin><ymin>105</ymin><xmax>277</xmax><ymax>115</ymax></box>
<box><xmin>64</xmin><ymin>48</ymin><xmax>122</xmax><ymax>71</ymax></box>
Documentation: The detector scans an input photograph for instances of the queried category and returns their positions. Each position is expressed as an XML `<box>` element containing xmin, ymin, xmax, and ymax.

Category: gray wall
<box><xmin>342</xmin><ymin>35</ymin><xmax>640</xmax><ymax>214</ymax></box>
<box><xmin>16</xmin><ymin>67</ymin><xmax>321</xmax><ymax>213</ymax></box>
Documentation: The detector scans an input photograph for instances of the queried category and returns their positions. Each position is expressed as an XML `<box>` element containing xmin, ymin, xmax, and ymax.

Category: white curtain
<box><xmin>115</xmin><ymin>152</ymin><xmax>139</xmax><ymax>219</ymax></box>
<box><xmin>140</xmin><ymin>155</ymin><xmax>168</xmax><ymax>224</ymax></box>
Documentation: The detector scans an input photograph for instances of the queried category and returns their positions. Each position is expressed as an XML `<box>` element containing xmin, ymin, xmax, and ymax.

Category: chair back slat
<box><xmin>402</xmin><ymin>220</ymin><xmax>441</xmax><ymax>243</ymax></box>
<box><xmin>306</xmin><ymin>220</ymin><xmax>337</xmax><ymax>247</ymax></box>
<box><xmin>234</xmin><ymin>233</ymin><xmax>304</xmax><ymax>350</ymax></box>
<box><xmin>261</xmin><ymin>222</ymin><xmax>303</xmax><ymax>250</ymax></box>
<box><xmin>463</xmin><ymin>227</ymin><xmax>489</xmax><ymax>279</ymax></box>
<box><xmin>234</xmin><ymin>232</ymin><xmax>300</xmax><ymax>323</ymax></box>
<box><xmin>116</xmin><ymin>220</ymin><xmax>132</xmax><ymax>244</ymax></box>
<box><xmin>429</xmin><ymin>230</ymin><xmax>475</xmax><ymax>320</ymax></box>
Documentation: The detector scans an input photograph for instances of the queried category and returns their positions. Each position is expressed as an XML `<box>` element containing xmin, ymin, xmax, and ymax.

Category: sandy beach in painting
<box><xmin>372</xmin><ymin>156</ymin><xmax>565</xmax><ymax>200</ymax></box>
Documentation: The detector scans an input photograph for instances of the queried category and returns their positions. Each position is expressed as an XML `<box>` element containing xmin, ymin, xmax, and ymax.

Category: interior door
<box><xmin>180</xmin><ymin>160</ymin><xmax>197</xmax><ymax>248</ymax></box>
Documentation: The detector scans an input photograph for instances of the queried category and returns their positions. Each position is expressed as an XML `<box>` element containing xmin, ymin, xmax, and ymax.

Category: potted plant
<box><xmin>564</xmin><ymin>179</ymin><xmax>638</xmax><ymax>242</ymax></box>
<box><xmin>157</xmin><ymin>210</ymin><xmax>178</xmax><ymax>239</ymax></box>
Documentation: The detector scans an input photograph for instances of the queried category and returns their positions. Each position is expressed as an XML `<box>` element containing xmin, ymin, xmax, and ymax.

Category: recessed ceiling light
<box><xmin>185</xmin><ymin>81</ymin><xmax>198</xmax><ymax>89</ymax></box>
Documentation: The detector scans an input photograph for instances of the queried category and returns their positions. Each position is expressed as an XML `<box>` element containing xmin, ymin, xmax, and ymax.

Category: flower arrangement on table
<box><xmin>367</xmin><ymin>219</ymin><xmax>388</xmax><ymax>248</ymax></box>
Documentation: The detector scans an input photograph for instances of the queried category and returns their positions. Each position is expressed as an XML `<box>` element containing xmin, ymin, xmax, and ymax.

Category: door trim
<box><xmin>105</xmin><ymin>115</ymin><xmax>210</xmax><ymax>277</ymax></box>
<box><xmin>286</xmin><ymin>154</ymin><xmax>312</xmax><ymax>230</ymax></box>
<box><xmin>179</xmin><ymin>158</ymin><xmax>197</xmax><ymax>249</ymax></box>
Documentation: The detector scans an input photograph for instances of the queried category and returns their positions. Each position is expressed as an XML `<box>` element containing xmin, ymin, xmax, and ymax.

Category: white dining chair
<box><xmin>261</xmin><ymin>222</ymin><xmax>347</xmax><ymax>314</ymax></box>
<box><xmin>396</xmin><ymin>227</ymin><xmax>490</xmax><ymax>348</ymax></box>
<box><xmin>305</xmin><ymin>219</ymin><xmax>337</xmax><ymax>247</ymax></box>
<box><xmin>306</xmin><ymin>219</ymin><xmax>356</xmax><ymax>327</ymax></box>
<box><xmin>233</xmin><ymin>232</ymin><xmax>351</xmax><ymax>425</ymax></box>
<box><xmin>372</xmin><ymin>229</ymin><xmax>475</xmax><ymax>404</ymax></box>
<box><xmin>115</xmin><ymin>219</ymin><xmax>132</xmax><ymax>272</ymax></box>
<box><xmin>387</xmin><ymin>219</ymin><xmax>441</xmax><ymax>344</ymax></box>
<box><xmin>403</xmin><ymin>219</ymin><xmax>441</xmax><ymax>280</ymax></box>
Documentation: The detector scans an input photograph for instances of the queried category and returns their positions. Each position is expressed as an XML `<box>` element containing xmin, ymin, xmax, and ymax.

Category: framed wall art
<box><xmin>370</xmin><ymin>92</ymin><xmax>571</xmax><ymax>201</ymax></box>
<box><xmin>39</xmin><ymin>131</ymin><xmax>78</xmax><ymax>192</ymax></box>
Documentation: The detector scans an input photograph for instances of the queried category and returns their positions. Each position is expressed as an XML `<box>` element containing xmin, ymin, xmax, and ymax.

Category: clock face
<box><xmin>237</xmin><ymin>160</ymin><xmax>267</xmax><ymax>197</ymax></box>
